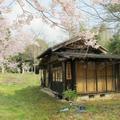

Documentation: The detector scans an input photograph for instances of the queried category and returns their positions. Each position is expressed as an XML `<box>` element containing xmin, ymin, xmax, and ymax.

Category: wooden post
<box><xmin>43</xmin><ymin>69</ymin><xmax>46</xmax><ymax>87</ymax></box>
<box><xmin>62</xmin><ymin>61</ymin><xmax>66</xmax><ymax>92</ymax></box>
<box><xmin>95</xmin><ymin>62</ymin><xmax>98</xmax><ymax>92</ymax></box>
<box><xmin>105</xmin><ymin>62</ymin><xmax>107</xmax><ymax>92</ymax></box>
<box><xmin>114</xmin><ymin>64</ymin><xmax>117</xmax><ymax>91</ymax></box>
<box><xmin>117</xmin><ymin>63</ymin><xmax>120</xmax><ymax>91</ymax></box>
<box><xmin>116</xmin><ymin>63</ymin><xmax>119</xmax><ymax>91</ymax></box>
<box><xmin>85</xmin><ymin>62</ymin><xmax>87</xmax><ymax>93</ymax></box>
<box><xmin>48</xmin><ymin>64</ymin><xmax>52</xmax><ymax>89</ymax></box>
<box><xmin>71</xmin><ymin>60</ymin><xmax>77</xmax><ymax>91</ymax></box>
<box><xmin>112</xmin><ymin>62</ymin><xmax>115</xmax><ymax>91</ymax></box>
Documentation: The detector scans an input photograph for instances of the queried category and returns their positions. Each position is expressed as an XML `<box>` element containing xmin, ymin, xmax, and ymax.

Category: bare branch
<box><xmin>79</xmin><ymin>0</ymin><xmax>109</xmax><ymax>22</ymax></box>
<box><xmin>24</xmin><ymin>0</ymin><xmax>66</xmax><ymax>30</ymax></box>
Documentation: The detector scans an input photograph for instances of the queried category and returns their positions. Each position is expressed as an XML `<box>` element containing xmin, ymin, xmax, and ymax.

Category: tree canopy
<box><xmin>108</xmin><ymin>34</ymin><xmax>120</xmax><ymax>54</ymax></box>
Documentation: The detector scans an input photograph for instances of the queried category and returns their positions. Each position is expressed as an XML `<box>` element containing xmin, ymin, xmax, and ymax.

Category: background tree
<box><xmin>1</xmin><ymin>0</ymin><xmax>120</xmax><ymax>66</ymax></box>
<box><xmin>108</xmin><ymin>34</ymin><xmax>120</xmax><ymax>54</ymax></box>
<box><xmin>6</xmin><ymin>38</ymin><xmax>48</xmax><ymax>73</ymax></box>
<box><xmin>93</xmin><ymin>0</ymin><xmax>120</xmax><ymax>31</ymax></box>
<box><xmin>24</xmin><ymin>38</ymin><xmax>48</xmax><ymax>72</ymax></box>
<box><xmin>93</xmin><ymin>23</ymin><xmax>112</xmax><ymax>48</ymax></box>
<box><xmin>0</xmin><ymin>15</ymin><xmax>34</xmax><ymax>73</ymax></box>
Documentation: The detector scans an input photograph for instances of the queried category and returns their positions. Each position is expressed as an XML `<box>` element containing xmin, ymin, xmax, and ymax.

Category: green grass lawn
<box><xmin>0</xmin><ymin>73</ymin><xmax>120</xmax><ymax>120</ymax></box>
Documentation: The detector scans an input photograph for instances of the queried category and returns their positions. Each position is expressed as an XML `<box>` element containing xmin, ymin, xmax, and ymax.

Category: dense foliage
<box><xmin>108</xmin><ymin>34</ymin><xmax>120</xmax><ymax>54</ymax></box>
<box><xmin>63</xmin><ymin>89</ymin><xmax>77</xmax><ymax>101</ymax></box>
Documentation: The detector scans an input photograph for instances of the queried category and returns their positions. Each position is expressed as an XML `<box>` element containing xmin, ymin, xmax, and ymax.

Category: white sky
<box><xmin>0</xmin><ymin>0</ymin><xmax>104</xmax><ymax>46</ymax></box>
<box><xmin>1</xmin><ymin>0</ymin><xmax>69</xmax><ymax>46</ymax></box>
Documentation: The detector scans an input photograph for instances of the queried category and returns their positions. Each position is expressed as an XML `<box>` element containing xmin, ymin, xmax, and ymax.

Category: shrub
<box><xmin>63</xmin><ymin>89</ymin><xmax>77</xmax><ymax>101</ymax></box>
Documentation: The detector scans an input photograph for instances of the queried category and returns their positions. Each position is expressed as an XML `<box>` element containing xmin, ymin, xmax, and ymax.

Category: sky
<box><xmin>0</xmin><ymin>0</ymin><xmax>105</xmax><ymax>46</ymax></box>
<box><xmin>1</xmin><ymin>0</ymin><xmax>69</xmax><ymax>46</ymax></box>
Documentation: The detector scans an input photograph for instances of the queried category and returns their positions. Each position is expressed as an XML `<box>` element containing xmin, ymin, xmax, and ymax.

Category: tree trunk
<box><xmin>22</xmin><ymin>67</ymin><xmax>24</xmax><ymax>74</ymax></box>
<box><xmin>1</xmin><ymin>64</ymin><xmax>5</xmax><ymax>74</ymax></box>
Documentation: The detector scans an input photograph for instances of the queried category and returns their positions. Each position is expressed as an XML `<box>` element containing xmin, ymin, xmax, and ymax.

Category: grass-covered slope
<box><xmin>0</xmin><ymin>73</ymin><xmax>66</xmax><ymax>120</ymax></box>
<box><xmin>0</xmin><ymin>73</ymin><xmax>120</xmax><ymax>120</ymax></box>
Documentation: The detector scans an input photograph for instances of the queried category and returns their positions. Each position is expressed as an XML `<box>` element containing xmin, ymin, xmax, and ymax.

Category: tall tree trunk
<box><xmin>1</xmin><ymin>64</ymin><xmax>5</xmax><ymax>74</ymax></box>
<box><xmin>22</xmin><ymin>68</ymin><xmax>24</xmax><ymax>74</ymax></box>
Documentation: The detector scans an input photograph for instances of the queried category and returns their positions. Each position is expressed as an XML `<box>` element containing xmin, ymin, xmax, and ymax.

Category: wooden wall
<box><xmin>76</xmin><ymin>62</ymin><xmax>86</xmax><ymax>93</ymax></box>
<box><xmin>87</xmin><ymin>62</ymin><xmax>96</xmax><ymax>92</ymax></box>
<box><xmin>97</xmin><ymin>63</ymin><xmax>106</xmax><ymax>92</ymax></box>
<box><xmin>107</xmin><ymin>64</ymin><xmax>114</xmax><ymax>91</ymax></box>
<box><xmin>76</xmin><ymin>61</ymin><xmax>116</xmax><ymax>94</ymax></box>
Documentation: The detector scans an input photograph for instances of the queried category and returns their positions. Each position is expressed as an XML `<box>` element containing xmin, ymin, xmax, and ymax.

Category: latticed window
<box><xmin>66</xmin><ymin>62</ymin><xmax>72</xmax><ymax>80</ymax></box>
<box><xmin>52</xmin><ymin>67</ymin><xmax>62</xmax><ymax>82</ymax></box>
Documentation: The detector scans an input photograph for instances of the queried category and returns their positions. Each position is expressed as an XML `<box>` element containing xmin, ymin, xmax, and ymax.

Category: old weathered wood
<box><xmin>38</xmin><ymin>35</ymin><xmax>120</xmax><ymax>95</ymax></box>
<box><xmin>85</xmin><ymin>62</ymin><xmax>87</xmax><ymax>93</ymax></box>
<box><xmin>95</xmin><ymin>62</ymin><xmax>98</xmax><ymax>92</ymax></box>
<box><xmin>62</xmin><ymin>61</ymin><xmax>66</xmax><ymax>91</ymax></box>
<box><xmin>71</xmin><ymin>60</ymin><xmax>77</xmax><ymax>90</ymax></box>
<box><xmin>105</xmin><ymin>62</ymin><xmax>107</xmax><ymax>92</ymax></box>
<box><xmin>48</xmin><ymin>64</ymin><xmax>52</xmax><ymax>88</ymax></box>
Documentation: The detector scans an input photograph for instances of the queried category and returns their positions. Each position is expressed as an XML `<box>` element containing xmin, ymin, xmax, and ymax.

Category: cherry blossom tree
<box><xmin>0</xmin><ymin>0</ymin><xmax>84</xmax><ymax>37</ymax></box>
<box><xmin>92</xmin><ymin>0</ymin><xmax>120</xmax><ymax>4</ymax></box>
<box><xmin>0</xmin><ymin>0</ymin><xmax>119</xmax><ymax>30</ymax></box>
<box><xmin>0</xmin><ymin>0</ymin><xmax>119</xmax><ymax>69</ymax></box>
<box><xmin>0</xmin><ymin>15</ymin><xmax>34</xmax><ymax>73</ymax></box>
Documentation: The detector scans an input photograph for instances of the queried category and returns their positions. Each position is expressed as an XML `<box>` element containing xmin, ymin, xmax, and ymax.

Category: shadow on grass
<box><xmin>0</xmin><ymin>86</ymin><xmax>67</xmax><ymax>120</ymax></box>
<box><xmin>0</xmin><ymin>86</ymin><xmax>120</xmax><ymax>120</ymax></box>
<box><xmin>14</xmin><ymin>86</ymin><xmax>54</xmax><ymax>103</ymax></box>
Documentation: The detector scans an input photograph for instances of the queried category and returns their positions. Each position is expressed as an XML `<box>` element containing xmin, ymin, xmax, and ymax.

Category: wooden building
<box><xmin>37</xmin><ymin>36</ymin><xmax>120</xmax><ymax>95</ymax></box>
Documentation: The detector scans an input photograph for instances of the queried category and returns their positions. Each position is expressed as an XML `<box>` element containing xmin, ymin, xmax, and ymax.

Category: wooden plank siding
<box><xmin>76</xmin><ymin>61</ymin><xmax>116</xmax><ymax>94</ymax></box>
<box><xmin>76</xmin><ymin>62</ymin><xmax>87</xmax><ymax>93</ymax></box>
<box><xmin>87</xmin><ymin>62</ymin><xmax>96</xmax><ymax>92</ymax></box>
<box><xmin>106</xmin><ymin>63</ymin><xmax>114</xmax><ymax>91</ymax></box>
<box><xmin>97</xmin><ymin>63</ymin><xmax>106</xmax><ymax>92</ymax></box>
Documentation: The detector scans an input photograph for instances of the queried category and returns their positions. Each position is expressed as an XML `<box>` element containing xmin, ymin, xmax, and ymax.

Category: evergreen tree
<box><xmin>108</xmin><ymin>34</ymin><xmax>120</xmax><ymax>54</ymax></box>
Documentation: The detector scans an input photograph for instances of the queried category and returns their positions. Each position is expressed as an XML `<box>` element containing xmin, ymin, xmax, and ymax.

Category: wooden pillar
<box><xmin>48</xmin><ymin>64</ymin><xmax>52</xmax><ymax>89</ymax></box>
<box><xmin>114</xmin><ymin>64</ymin><xmax>117</xmax><ymax>91</ymax></box>
<box><xmin>118</xmin><ymin>63</ymin><xmax>120</xmax><ymax>91</ymax></box>
<box><xmin>43</xmin><ymin>69</ymin><xmax>46</xmax><ymax>87</ymax></box>
<box><xmin>71</xmin><ymin>60</ymin><xmax>77</xmax><ymax>90</ymax></box>
<box><xmin>85</xmin><ymin>62</ymin><xmax>88</xmax><ymax>93</ymax></box>
<box><xmin>62</xmin><ymin>61</ymin><xmax>66</xmax><ymax>92</ymax></box>
<box><xmin>105</xmin><ymin>62</ymin><xmax>107</xmax><ymax>92</ymax></box>
<box><xmin>116</xmin><ymin>63</ymin><xmax>119</xmax><ymax>91</ymax></box>
<box><xmin>112</xmin><ymin>62</ymin><xmax>115</xmax><ymax>91</ymax></box>
<box><xmin>95</xmin><ymin>62</ymin><xmax>98</xmax><ymax>92</ymax></box>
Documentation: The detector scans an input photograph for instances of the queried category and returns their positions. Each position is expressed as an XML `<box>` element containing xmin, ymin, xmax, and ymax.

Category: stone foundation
<box><xmin>76</xmin><ymin>93</ymin><xmax>120</xmax><ymax>101</ymax></box>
